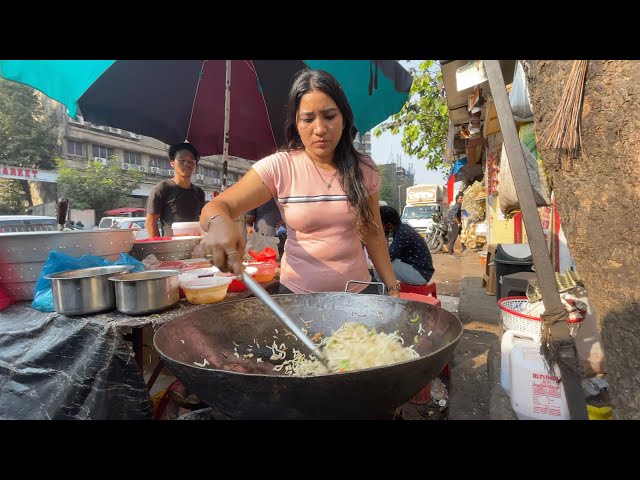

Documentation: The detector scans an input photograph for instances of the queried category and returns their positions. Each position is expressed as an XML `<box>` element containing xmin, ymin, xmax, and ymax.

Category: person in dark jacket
<box><xmin>377</xmin><ymin>205</ymin><xmax>434</xmax><ymax>285</ymax></box>
<box><xmin>447</xmin><ymin>193</ymin><xmax>465</xmax><ymax>255</ymax></box>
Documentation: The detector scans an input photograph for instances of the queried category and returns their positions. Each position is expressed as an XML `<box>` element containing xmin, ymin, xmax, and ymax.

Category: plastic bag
<box><xmin>31</xmin><ymin>251</ymin><xmax>145</xmax><ymax>312</ymax></box>
<box><xmin>248</xmin><ymin>247</ymin><xmax>277</xmax><ymax>262</ymax></box>
<box><xmin>113</xmin><ymin>253</ymin><xmax>146</xmax><ymax>272</ymax></box>
<box><xmin>497</xmin><ymin>128</ymin><xmax>551</xmax><ymax>216</ymax></box>
<box><xmin>245</xmin><ymin>233</ymin><xmax>280</xmax><ymax>261</ymax></box>
<box><xmin>509</xmin><ymin>61</ymin><xmax>535</xmax><ymax>123</ymax></box>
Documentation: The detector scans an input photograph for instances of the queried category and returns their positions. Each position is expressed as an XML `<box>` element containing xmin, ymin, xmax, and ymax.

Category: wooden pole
<box><xmin>484</xmin><ymin>61</ymin><xmax>562</xmax><ymax>311</ymax></box>
<box><xmin>485</xmin><ymin>60</ymin><xmax>587</xmax><ymax>420</ymax></box>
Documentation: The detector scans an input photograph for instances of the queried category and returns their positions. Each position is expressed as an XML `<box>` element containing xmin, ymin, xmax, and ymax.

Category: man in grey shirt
<box><xmin>245</xmin><ymin>198</ymin><xmax>282</xmax><ymax>237</ymax></box>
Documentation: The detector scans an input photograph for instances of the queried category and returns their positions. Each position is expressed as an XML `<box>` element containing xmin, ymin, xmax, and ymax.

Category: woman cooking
<box><xmin>198</xmin><ymin>69</ymin><xmax>401</xmax><ymax>297</ymax></box>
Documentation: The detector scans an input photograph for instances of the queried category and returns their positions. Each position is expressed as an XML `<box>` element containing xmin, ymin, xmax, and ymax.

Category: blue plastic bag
<box><xmin>113</xmin><ymin>253</ymin><xmax>146</xmax><ymax>273</ymax></box>
<box><xmin>32</xmin><ymin>252</ymin><xmax>145</xmax><ymax>312</ymax></box>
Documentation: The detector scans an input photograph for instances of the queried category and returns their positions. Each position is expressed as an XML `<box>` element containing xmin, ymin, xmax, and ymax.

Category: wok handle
<box><xmin>242</xmin><ymin>272</ymin><xmax>327</xmax><ymax>363</ymax></box>
<box><xmin>345</xmin><ymin>280</ymin><xmax>387</xmax><ymax>295</ymax></box>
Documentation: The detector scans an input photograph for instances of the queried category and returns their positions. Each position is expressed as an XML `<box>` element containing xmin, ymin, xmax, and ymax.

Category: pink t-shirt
<box><xmin>252</xmin><ymin>149</ymin><xmax>380</xmax><ymax>294</ymax></box>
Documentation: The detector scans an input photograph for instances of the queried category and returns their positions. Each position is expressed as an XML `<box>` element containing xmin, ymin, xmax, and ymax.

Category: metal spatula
<box><xmin>241</xmin><ymin>272</ymin><xmax>328</xmax><ymax>366</ymax></box>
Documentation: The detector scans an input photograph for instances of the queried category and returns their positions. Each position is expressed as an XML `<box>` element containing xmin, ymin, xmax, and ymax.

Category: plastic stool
<box><xmin>401</xmin><ymin>290</ymin><xmax>447</xmax><ymax>405</ymax></box>
<box><xmin>399</xmin><ymin>292</ymin><xmax>441</xmax><ymax>307</ymax></box>
<box><xmin>399</xmin><ymin>282</ymin><xmax>437</xmax><ymax>298</ymax></box>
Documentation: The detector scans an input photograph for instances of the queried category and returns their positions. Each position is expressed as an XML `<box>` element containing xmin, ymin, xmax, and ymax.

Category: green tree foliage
<box><xmin>378</xmin><ymin>165</ymin><xmax>393</xmax><ymax>206</ymax></box>
<box><xmin>0</xmin><ymin>179</ymin><xmax>29</xmax><ymax>214</ymax></box>
<box><xmin>0</xmin><ymin>78</ymin><xmax>60</xmax><ymax>210</ymax></box>
<box><xmin>374</xmin><ymin>61</ymin><xmax>450</xmax><ymax>174</ymax></box>
<box><xmin>56</xmin><ymin>157</ymin><xmax>144</xmax><ymax>218</ymax></box>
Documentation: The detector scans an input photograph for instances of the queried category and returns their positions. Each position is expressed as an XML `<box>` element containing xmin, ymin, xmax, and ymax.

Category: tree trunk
<box><xmin>527</xmin><ymin>60</ymin><xmax>640</xmax><ymax>419</ymax></box>
<box><xmin>18</xmin><ymin>179</ymin><xmax>33</xmax><ymax>207</ymax></box>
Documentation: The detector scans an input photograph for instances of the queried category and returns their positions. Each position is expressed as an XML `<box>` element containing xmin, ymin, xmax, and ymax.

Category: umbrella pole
<box><xmin>221</xmin><ymin>60</ymin><xmax>231</xmax><ymax>191</ymax></box>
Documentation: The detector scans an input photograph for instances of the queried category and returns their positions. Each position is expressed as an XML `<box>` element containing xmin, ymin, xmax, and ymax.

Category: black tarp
<box><xmin>0</xmin><ymin>305</ymin><xmax>153</xmax><ymax>420</ymax></box>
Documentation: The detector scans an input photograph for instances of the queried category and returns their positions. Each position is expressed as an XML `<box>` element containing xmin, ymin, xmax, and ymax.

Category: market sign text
<box><xmin>0</xmin><ymin>165</ymin><xmax>39</xmax><ymax>180</ymax></box>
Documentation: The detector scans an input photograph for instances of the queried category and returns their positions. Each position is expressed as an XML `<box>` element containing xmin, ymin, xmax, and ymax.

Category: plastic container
<box><xmin>214</xmin><ymin>267</ymin><xmax>258</xmax><ymax>292</ymax></box>
<box><xmin>494</xmin><ymin>244</ymin><xmax>534</xmax><ymax>299</ymax></box>
<box><xmin>500</xmin><ymin>330</ymin><xmax>540</xmax><ymax>396</ymax></box>
<box><xmin>509</xmin><ymin>338</ymin><xmax>570</xmax><ymax>420</ymax></box>
<box><xmin>247</xmin><ymin>261</ymin><xmax>277</xmax><ymax>283</ymax></box>
<box><xmin>182</xmin><ymin>276</ymin><xmax>232</xmax><ymax>304</ymax></box>
<box><xmin>178</xmin><ymin>267</ymin><xmax>220</xmax><ymax>287</ymax></box>
<box><xmin>172</xmin><ymin>222</ymin><xmax>202</xmax><ymax>237</ymax></box>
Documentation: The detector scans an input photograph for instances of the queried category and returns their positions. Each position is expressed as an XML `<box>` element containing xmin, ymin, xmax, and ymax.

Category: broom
<box><xmin>541</xmin><ymin>60</ymin><xmax>589</xmax><ymax>156</ymax></box>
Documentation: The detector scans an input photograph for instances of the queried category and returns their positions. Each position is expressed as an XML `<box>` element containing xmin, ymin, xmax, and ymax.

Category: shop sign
<box><xmin>0</xmin><ymin>165</ymin><xmax>39</xmax><ymax>180</ymax></box>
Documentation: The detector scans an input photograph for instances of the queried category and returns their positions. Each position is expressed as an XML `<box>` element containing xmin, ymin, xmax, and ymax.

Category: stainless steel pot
<box><xmin>44</xmin><ymin>265</ymin><xmax>135</xmax><ymax>315</ymax></box>
<box><xmin>109</xmin><ymin>269</ymin><xmax>180</xmax><ymax>315</ymax></box>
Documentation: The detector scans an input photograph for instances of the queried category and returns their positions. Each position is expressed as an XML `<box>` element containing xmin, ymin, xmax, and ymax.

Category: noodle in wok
<box><xmin>279</xmin><ymin>322</ymin><xmax>419</xmax><ymax>377</ymax></box>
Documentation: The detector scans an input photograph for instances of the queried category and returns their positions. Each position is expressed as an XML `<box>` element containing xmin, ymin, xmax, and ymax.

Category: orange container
<box><xmin>247</xmin><ymin>261</ymin><xmax>277</xmax><ymax>283</ymax></box>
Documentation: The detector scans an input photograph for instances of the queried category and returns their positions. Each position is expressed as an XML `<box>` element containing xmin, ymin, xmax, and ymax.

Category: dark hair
<box><xmin>169</xmin><ymin>142</ymin><xmax>200</xmax><ymax>163</ymax></box>
<box><xmin>380</xmin><ymin>205</ymin><xmax>401</xmax><ymax>227</ymax></box>
<box><xmin>456</xmin><ymin>193</ymin><xmax>464</xmax><ymax>200</ymax></box>
<box><xmin>282</xmin><ymin>69</ymin><xmax>375</xmax><ymax>238</ymax></box>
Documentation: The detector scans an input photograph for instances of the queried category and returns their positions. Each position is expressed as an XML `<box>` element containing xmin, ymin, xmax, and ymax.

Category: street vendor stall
<box><xmin>0</xmin><ymin>285</ymin><xmax>276</xmax><ymax>420</ymax></box>
<box><xmin>0</xmin><ymin>221</ymin><xmax>280</xmax><ymax>419</ymax></box>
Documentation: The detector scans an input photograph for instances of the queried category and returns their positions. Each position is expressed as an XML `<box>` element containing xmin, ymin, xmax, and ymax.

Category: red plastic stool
<box><xmin>401</xmin><ymin>290</ymin><xmax>446</xmax><ymax>405</ymax></box>
<box><xmin>399</xmin><ymin>282</ymin><xmax>437</xmax><ymax>298</ymax></box>
<box><xmin>399</xmin><ymin>292</ymin><xmax>441</xmax><ymax>307</ymax></box>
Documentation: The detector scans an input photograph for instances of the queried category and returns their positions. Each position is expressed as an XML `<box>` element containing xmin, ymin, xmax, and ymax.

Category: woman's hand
<box><xmin>199</xmin><ymin>215</ymin><xmax>246</xmax><ymax>276</ymax></box>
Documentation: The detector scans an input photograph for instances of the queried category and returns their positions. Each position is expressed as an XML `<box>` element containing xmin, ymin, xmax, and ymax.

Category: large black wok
<box><xmin>153</xmin><ymin>293</ymin><xmax>463</xmax><ymax>419</ymax></box>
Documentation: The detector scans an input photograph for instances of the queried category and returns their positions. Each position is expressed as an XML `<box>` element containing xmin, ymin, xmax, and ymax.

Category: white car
<box><xmin>98</xmin><ymin>216</ymin><xmax>161</xmax><ymax>240</ymax></box>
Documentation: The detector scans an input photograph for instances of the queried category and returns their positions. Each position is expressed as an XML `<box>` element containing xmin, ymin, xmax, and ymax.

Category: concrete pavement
<box><xmin>445</xmin><ymin>250</ymin><xmax>504</xmax><ymax>420</ymax></box>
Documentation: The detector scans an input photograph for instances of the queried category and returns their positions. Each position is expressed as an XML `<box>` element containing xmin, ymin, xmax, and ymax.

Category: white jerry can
<box><xmin>509</xmin><ymin>340</ymin><xmax>571</xmax><ymax>420</ymax></box>
<box><xmin>500</xmin><ymin>329</ymin><xmax>539</xmax><ymax>397</ymax></box>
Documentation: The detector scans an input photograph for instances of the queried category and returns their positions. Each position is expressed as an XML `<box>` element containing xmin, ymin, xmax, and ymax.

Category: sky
<box><xmin>369</xmin><ymin>60</ymin><xmax>447</xmax><ymax>187</ymax></box>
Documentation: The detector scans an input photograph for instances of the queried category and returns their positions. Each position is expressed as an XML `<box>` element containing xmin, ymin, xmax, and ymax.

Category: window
<box><xmin>227</xmin><ymin>173</ymin><xmax>236</xmax><ymax>182</ymax></box>
<box><xmin>92</xmin><ymin>145</ymin><xmax>115</xmax><ymax>161</ymax></box>
<box><xmin>123</xmin><ymin>151</ymin><xmax>142</xmax><ymax>166</ymax></box>
<box><xmin>203</xmin><ymin>167</ymin><xmax>220</xmax><ymax>178</ymax></box>
<box><xmin>67</xmin><ymin>140</ymin><xmax>84</xmax><ymax>156</ymax></box>
<box><xmin>149</xmin><ymin>155</ymin><xmax>171</xmax><ymax>170</ymax></box>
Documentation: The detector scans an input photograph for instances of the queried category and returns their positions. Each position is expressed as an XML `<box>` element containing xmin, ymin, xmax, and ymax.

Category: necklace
<box><xmin>311</xmin><ymin>159</ymin><xmax>338</xmax><ymax>189</ymax></box>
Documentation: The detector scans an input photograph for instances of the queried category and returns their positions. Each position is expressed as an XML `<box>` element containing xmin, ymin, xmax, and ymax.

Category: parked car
<box><xmin>97</xmin><ymin>216</ymin><xmax>161</xmax><ymax>240</ymax></box>
<box><xmin>0</xmin><ymin>215</ymin><xmax>58</xmax><ymax>233</ymax></box>
<box><xmin>97</xmin><ymin>216</ymin><xmax>143</xmax><ymax>230</ymax></box>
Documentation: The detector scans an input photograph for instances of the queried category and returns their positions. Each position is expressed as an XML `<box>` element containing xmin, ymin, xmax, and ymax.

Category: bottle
<box><xmin>581</xmin><ymin>377</ymin><xmax>608</xmax><ymax>398</ymax></box>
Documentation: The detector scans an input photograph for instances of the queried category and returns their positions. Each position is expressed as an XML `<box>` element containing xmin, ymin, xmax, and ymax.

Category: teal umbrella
<box><xmin>0</xmin><ymin>60</ymin><xmax>412</xmax><ymax>184</ymax></box>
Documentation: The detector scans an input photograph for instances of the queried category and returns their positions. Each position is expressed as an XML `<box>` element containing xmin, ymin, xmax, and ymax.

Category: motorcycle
<box><xmin>425</xmin><ymin>212</ymin><xmax>448</xmax><ymax>253</ymax></box>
